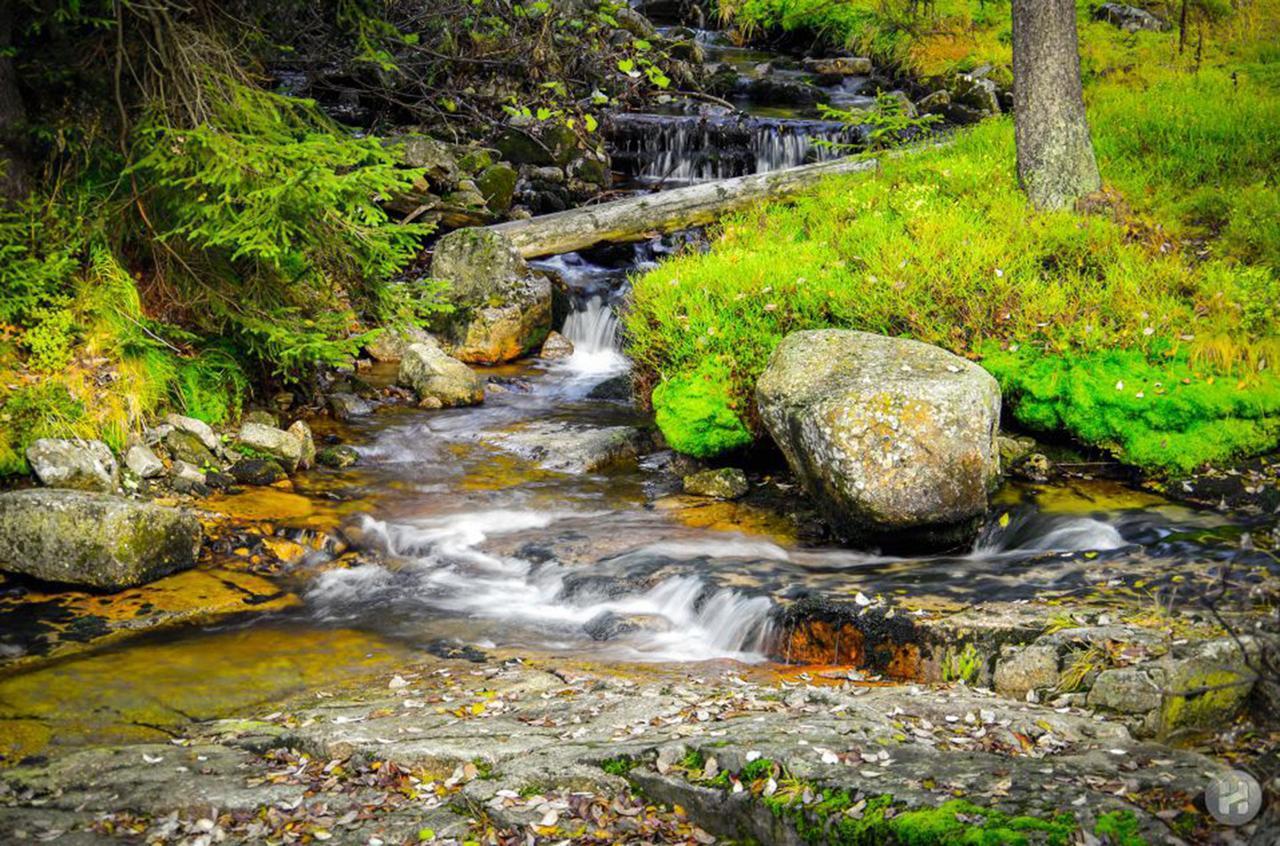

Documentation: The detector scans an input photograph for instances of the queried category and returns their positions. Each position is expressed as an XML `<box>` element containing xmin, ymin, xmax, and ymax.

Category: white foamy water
<box><xmin>560</xmin><ymin>296</ymin><xmax>629</xmax><ymax>378</ymax></box>
<box><xmin>308</xmin><ymin>510</ymin><xmax>776</xmax><ymax>663</ymax></box>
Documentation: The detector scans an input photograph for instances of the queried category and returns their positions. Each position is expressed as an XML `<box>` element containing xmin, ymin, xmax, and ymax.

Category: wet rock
<box><xmin>25</xmin><ymin>438</ymin><xmax>119</xmax><ymax>492</ymax></box>
<box><xmin>287</xmin><ymin>420</ymin><xmax>316</xmax><ymax>470</ymax></box>
<box><xmin>236</xmin><ymin>423</ymin><xmax>304</xmax><ymax>472</ymax></box>
<box><xmin>1094</xmin><ymin>3</ymin><xmax>1171</xmax><ymax>32</ymax></box>
<box><xmin>491</xmin><ymin>422</ymin><xmax>648</xmax><ymax>473</ymax></box>
<box><xmin>170</xmin><ymin>460</ymin><xmax>208</xmax><ymax>495</ymax></box>
<box><xmin>616</xmin><ymin>6</ymin><xmax>658</xmax><ymax>39</ymax></box>
<box><xmin>397</xmin><ymin>342</ymin><xmax>485</xmax><ymax>407</ymax></box>
<box><xmin>230</xmin><ymin>458</ymin><xmax>288</xmax><ymax>486</ymax></box>
<box><xmin>166</xmin><ymin>413</ymin><xmax>220</xmax><ymax>452</ymax></box>
<box><xmin>997</xmin><ymin>434</ymin><xmax>1036</xmax><ymax>468</ymax></box>
<box><xmin>540</xmin><ymin>331</ymin><xmax>575</xmax><ymax>359</ymax></box>
<box><xmin>393</xmin><ymin>135</ymin><xmax>460</xmax><ymax>188</ymax></box>
<box><xmin>165</xmin><ymin>428</ymin><xmax>218</xmax><ymax>468</ymax></box>
<box><xmin>803</xmin><ymin>56</ymin><xmax>872</xmax><ymax>76</ymax></box>
<box><xmin>1014</xmin><ymin>453</ymin><xmax>1052</xmax><ymax>483</ymax></box>
<box><xmin>950</xmin><ymin>73</ymin><xmax>1001</xmax><ymax>116</ymax></box>
<box><xmin>756</xmin><ymin>329</ymin><xmax>1001</xmax><ymax>545</ymax></box>
<box><xmin>667</xmin><ymin>39</ymin><xmax>705</xmax><ymax>64</ymax></box>
<box><xmin>747</xmin><ymin>76</ymin><xmax>821</xmax><ymax>106</ymax></box>
<box><xmin>1088</xmin><ymin>667</ymin><xmax>1162</xmax><ymax>714</ymax></box>
<box><xmin>124</xmin><ymin>444</ymin><xmax>165</xmax><ymax>479</ymax></box>
<box><xmin>916</xmin><ymin>89</ymin><xmax>951</xmax><ymax>115</ymax></box>
<box><xmin>317</xmin><ymin>445</ymin><xmax>360</xmax><ymax>469</ymax></box>
<box><xmin>0</xmin><ymin>489</ymin><xmax>202</xmax><ymax>590</ymax></box>
<box><xmin>583</xmin><ymin>611</ymin><xmax>673</xmax><ymax>641</ymax></box>
<box><xmin>329</xmin><ymin>392</ymin><xmax>374</xmax><ymax>420</ymax></box>
<box><xmin>431</xmin><ymin>228</ymin><xmax>552</xmax><ymax>364</ymax></box>
<box><xmin>683</xmin><ymin>467</ymin><xmax>749</xmax><ymax>500</ymax></box>
<box><xmin>364</xmin><ymin>325</ymin><xmax>436</xmax><ymax>363</ymax></box>
<box><xmin>588</xmin><ymin>374</ymin><xmax>633</xmax><ymax>401</ymax></box>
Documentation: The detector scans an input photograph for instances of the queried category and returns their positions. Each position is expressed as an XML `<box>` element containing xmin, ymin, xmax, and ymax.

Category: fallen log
<box><xmin>488</xmin><ymin>155</ymin><xmax>880</xmax><ymax>258</ymax></box>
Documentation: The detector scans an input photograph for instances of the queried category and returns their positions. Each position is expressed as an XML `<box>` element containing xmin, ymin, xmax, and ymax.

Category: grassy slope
<box><xmin>626</xmin><ymin>2</ymin><xmax>1280</xmax><ymax>472</ymax></box>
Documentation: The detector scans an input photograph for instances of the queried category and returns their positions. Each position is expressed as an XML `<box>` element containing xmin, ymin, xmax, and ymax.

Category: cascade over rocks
<box><xmin>0</xmin><ymin>489</ymin><xmax>202</xmax><ymax>590</ymax></box>
<box><xmin>431</xmin><ymin>228</ymin><xmax>552</xmax><ymax>363</ymax></box>
<box><xmin>756</xmin><ymin>330</ymin><xmax>1001</xmax><ymax>546</ymax></box>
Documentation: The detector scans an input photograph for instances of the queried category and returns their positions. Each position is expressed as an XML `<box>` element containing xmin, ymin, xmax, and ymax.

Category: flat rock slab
<box><xmin>2</xmin><ymin>658</ymin><xmax>1252</xmax><ymax>844</ymax></box>
<box><xmin>0</xmin><ymin>490</ymin><xmax>202</xmax><ymax>591</ymax></box>
<box><xmin>488</xmin><ymin>422</ymin><xmax>649</xmax><ymax>473</ymax></box>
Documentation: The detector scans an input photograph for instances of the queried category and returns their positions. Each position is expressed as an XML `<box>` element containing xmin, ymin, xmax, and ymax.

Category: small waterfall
<box><xmin>609</xmin><ymin>113</ymin><xmax>864</xmax><ymax>186</ymax></box>
<box><xmin>560</xmin><ymin>296</ymin><xmax>628</xmax><ymax>377</ymax></box>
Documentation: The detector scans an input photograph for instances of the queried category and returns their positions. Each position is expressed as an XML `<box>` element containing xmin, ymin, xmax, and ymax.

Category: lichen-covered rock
<box><xmin>540</xmin><ymin>331</ymin><xmax>575</xmax><ymax>359</ymax></box>
<box><xmin>242</xmin><ymin>409</ymin><xmax>279</xmax><ymax>428</ymax></box>
<box><xmin>364</xmin><ymin>325</ymin><xmax>436</xmax><ymax>363</ymax></box>
<box><xmin>236</xmin><ymin>423</ymin><xmax>304</xmax><ymax>472</ymax></box>
<box><xmin>287</xmin><ymin>420</ymin><xmax>316</xmax><ymax>471</ymax></box>
<box><xmin>683</xmin><ymin>467</ymin><xmax>749</xmax><ymax>500</ymax></box>
<box><xmin>25</xmin><ymin>438</ymin><xmax>118</xmax><ymax>492</ymax></box>
<box><xmin>0</xmin><ymin>490</ymin><xmax>202</xmax><ymax>590</ymax></box>
<box><xmin>431</xmin><ymin>228</ymin><xmax>552</xmax><ymax>364</ymax></box>
<box><xmin>165</xmin><ymin>428</ymin><xmax>218</xmax><ymax>468</ymax></box>
<box><xmin>165</xmin><ymin>413</ymin><xmax>220</xmax><ymax>452</ymax></box>
<box><xmin>316</xmin><ymin>445</ymin><xmax>360</xmax><ymax>469</ymax></box>
<box><xmin>949</xmin><ymin>73</ymin><xmax>1001</xmax><ymax>116</ymax></box>
<box><xmin>756</xmin><ymin>330</ymin><xmax>1001</xmax><ymax>544</ymax></box>
<box><xmin>397</xmin><ymin>343</ymin><xmax>485</xmax><ymax>407</ymax></box>
<box><xmin>124</xmin><ymin>444</ymin><xmax>165</xmax><ymax>479</ymax></box>
<box><xmin>993</xmin><ymin>644</ymin><xmax>1061</xmax><ymax>698</ymax></box>
<box><xmin>1159</xmin><ymin>638</ymin><xmax>1256</xmax><ymax>736</ymax></box>
<box><xmin>1088</xmin><ymin>668</ymin><xmax>1163</xmax><ymax>714</ymax></box>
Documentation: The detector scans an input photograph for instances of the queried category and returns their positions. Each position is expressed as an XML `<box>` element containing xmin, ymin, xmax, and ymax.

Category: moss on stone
<box><xmin>652</xmin><ymin>363</ymin><xmax>753</xmax><ymax>458</ymax></box>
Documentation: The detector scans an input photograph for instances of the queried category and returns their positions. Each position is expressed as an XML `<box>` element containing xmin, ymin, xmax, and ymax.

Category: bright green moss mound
<box><xmin>651</xmin><ymin>363</ymin><xmax>753</xmax><ymax>458</ymax></box>
<box><xmin>986</xmin><ymin>348</ymin><xmax>1280</xmax><ymax>474</ymax></box>
<box><xmin>625</xmin><ymin>61</ymin><xmax>1280</xmax><ymax>471</ymax></box>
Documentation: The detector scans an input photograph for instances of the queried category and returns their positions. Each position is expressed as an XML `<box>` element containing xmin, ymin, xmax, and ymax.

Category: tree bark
<box><xmin>489</xmin><ymin>155</ymin><xmax>879</xmax><ymax>258</ymax></box>
<box><xmin>1011</xmin><ymin>0</ymin><xmax>1100</xmax><ymax>210</ymax></box>
<box><xmin>0</xmin><ymin>4</ymin><xmax>31</xmax><ymax>202</ymax></box>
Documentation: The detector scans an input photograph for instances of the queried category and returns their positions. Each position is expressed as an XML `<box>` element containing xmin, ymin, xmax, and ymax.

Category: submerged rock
<box><xmin>583</xmin><ymin>610</ymin><xmax>673</xmax><ymax>641</ymax></box>
<box><xmin>683</xmin><ymin>467</ymin><xmax>749</xmax><ymax>500</ymax></box>
<box><xmin>431</xmin><ymin>228</ymin><xmax>552</xmax><ymax>364</ymax></box>
<box><xmin>25</xmin><ymin>438</ymin><xmax>118</xmax><ymax>492</ymax></box>
<box><xmin>230</xmin><ymin>458</ymin><xmax>288</xmax><ymax>486</ymax></box>
<box><xmin>490</xmin><ymin>422</ymin><xmax>648</xmax><ymax>473</ymax></box>
<box><xmin>328</xmin><ymin>392</ymin><xmax>374</xmax><ymax>420</ymax></box>
<box><xmin>236</xmin><ymin>423</ymin><xmax>304</xmax><ymax>472</ymax></box>
<box><xmin>397</xmin><ymin>342</ymin><xmax>485</xmax><ymax>407</ymax></box>
<box><xmin>756</xmin><ymin>329</ymin><xmax>1001</xmax><ymax>546</ymax></box>
<box><xmin>0</xmin><ymin>489</ymin><xmax>202</xmax><ymax>590</ymax></box>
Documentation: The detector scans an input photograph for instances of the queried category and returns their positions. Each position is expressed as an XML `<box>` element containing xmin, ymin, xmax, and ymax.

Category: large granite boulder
<box><xmin>397</xmin><ymin>342</ymin><xmax>485</xmax><ymax>407</ymax></box>
<box><xmin>431</xmin><ymin>228</ymin><xmax>552</xmax><ymax>364</ymax></box>
<box><xmin>25</xmin><ymin>438</ymin><xmax>118</xmax><ymax>491</ymax></box>
<box><xmin>755</xmin><ymin>330</ymin><xmax>1001</xmax><ymax>546</ymax></box>
<box><xmin>0</xmin><ymin>489</ymin><xmax>202</xmax><ymax>590</ymax></box>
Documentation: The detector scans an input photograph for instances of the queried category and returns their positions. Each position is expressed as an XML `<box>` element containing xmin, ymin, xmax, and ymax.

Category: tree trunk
<box><xmin>1011</xmin><ymin>0</ymin><xmax>1100</xmax><ymax>210</ymax></box>
<box><xmin>0</xmin><ymin>4</ymin><xmax>31</xmax><ymax>202</ymax></box>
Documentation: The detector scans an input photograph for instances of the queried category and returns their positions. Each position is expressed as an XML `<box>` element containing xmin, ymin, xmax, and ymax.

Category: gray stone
<box><xmin>329</xmin><ymin>392</ymin><xmax>374</xmax><ymax>420</ymax></box>
<box><xmin>124</xmin><ymin>444</ymin><xmax>165</xmax><ymax>479</ymax></box>
<box><xmin>490</xmin><ymin>422</ymin><xmax>647</xmax><ymax>473</ymax></box>
<box><xmin>993</xmin><ymin>645</ymin><xmax>1061</xmax><ymax>697</ymax></box>
<box><xmin>616</xmin><ymin>7</ymin><xmax>657</xmax><ymax>39</ymax></box>
<box><xmin>365</xmin><ymin>325</ymin><xmax>436</xmax><ymax>363</ymax></box>
<box><xmin>287</xmin><ymin>420</ymin><xmax>316</xmax><ymax>470</ymax></box>
<box><xmin>917</xmin><ymin>89</ymin><xmax>951</xmax><ymax>114</ymax></box>
<box><xmin>588</xmin><ymin>374</ymin><xmax>632</xmax><ymax>401</ymax></box>
<box><xmin>540</xmin><ymin>331</ymin><xmax>575</xmax><ymax>359</ymax></box>
<box><xmin>1088</xmin><ymin>668</ymin><xmax>1163</xmax><ymax>714</ymax></box>
<box><xmin>950</xmin><ymin>73</ymin><xmax>1001</xmax><ymax>115</ymax></box>
<box><xmin>997</xmin><ymin>434</ymin><xmax>1036</xmax><ymax>468</ymax></box>
<box><xmin>583</xmin><ymin>611</ymin><xmax>673</xmax><ymax>641</ymax></box>
<box><xmin>398</xmin><ymin>343</ymin><xmax>485</xmax><ymax>407</ymax></box>
<box><xmin>25</xmin><ymin>438</ymin><xmax>119</xmax><ymax>492</ymax></box>
<box><xmin>431</xmin><ymin>229</ymin><xmax>552</xmax><ymax>364</ymax></box>
<box><xmin>755</xmin><ymin>330</ymin><xmax>1001</xmax><ymax>544</ymax></box>
<box><xmin>236</xmin><ymin>423</ymin><xmax>304</xmax><ymax>472</ymax></box>
<box><xmin>0</xmin><ymin>489</ymin><xmax>202</xmax><ymax>590</ymax></box>
<box><xmin>803</xmin><ymin>56</ymin><xmax>872</xmax><ymax>76</ymax></box>
<box><xmin>683</xmin><ymin>468</ymin><xmax>749</xmax><ymax>500</ymax></box>
<box><xmin>316</xmin><ymin>445</ymin><xmax>360</xmax><ymax>469</ymax></box>
<box><xmin>1094</xmin><ymin>3</ymin><xmax>1171</xmax><ymax>32</ymax></box>
<box><xmin>165</xmin><ymin>413</ymin><xmax>220</xmax><ymax>452</ymax></box>
<box><xmin>475</xmin><ymin>163</ymin><xmax>518</xmax><ymax>214</ymax></box>
<box><xmin>242</xmin><ymin>409</ymin><xmax>279</xmax><ymax>428</ymax></box>
<box><xmin>165</xmin><ymin>429</ymin><xmax>218</xmax><ymax>468</ymax></box>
